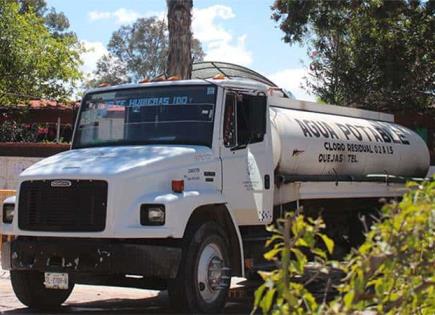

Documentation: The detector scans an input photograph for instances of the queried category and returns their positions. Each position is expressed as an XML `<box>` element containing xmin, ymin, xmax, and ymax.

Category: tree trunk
<box><xmin>166</xmin><ymin>0</ymin><xmax>193</xmax><ymax>79</ymax></box>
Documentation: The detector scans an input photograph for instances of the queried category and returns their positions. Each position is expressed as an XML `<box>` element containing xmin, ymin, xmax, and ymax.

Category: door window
<box><xmin>223</xmin><ymin>93</ymin><xmax>237</xmax><ymax>147</ymax></box>
<box><xmin>223</xmin><ymin>93</ymin><xmax>267</xmax><ymax>149</ymax></box>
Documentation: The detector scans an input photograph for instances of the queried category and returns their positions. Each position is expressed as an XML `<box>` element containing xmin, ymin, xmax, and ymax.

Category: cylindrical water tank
<box><xmin>270</xmin><ymin>107</ymin><xmax>430</xmax><ymax>178</ymax></box>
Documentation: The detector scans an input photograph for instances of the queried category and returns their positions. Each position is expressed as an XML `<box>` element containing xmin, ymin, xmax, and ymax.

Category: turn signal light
<box><xmin>213</xmin><ymin>74</ymin><xmax>226</xmax><ymax>80</ymax></box>
<box><xmin>167</xmin><ymin>75</ymin><xmax>181</xmax><ymax>81</ymax></box>
<box><xmin>172</xmin><ymin>180</ymin><xmax>184</xmax><ymax>193</ymax></box>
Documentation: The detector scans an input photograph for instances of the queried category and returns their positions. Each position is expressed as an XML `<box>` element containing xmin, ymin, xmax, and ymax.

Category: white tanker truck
<box><xmin>0</xmin><ymin>62</ymin><xmax>430</xmax><ymax>313</ymax></box>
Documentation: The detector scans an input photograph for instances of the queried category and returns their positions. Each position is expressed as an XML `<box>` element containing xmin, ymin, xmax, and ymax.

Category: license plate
<box><xmin>44</xmin><ymin>272</ymin><xmax>69</xmax><ymax>290</ymax></box>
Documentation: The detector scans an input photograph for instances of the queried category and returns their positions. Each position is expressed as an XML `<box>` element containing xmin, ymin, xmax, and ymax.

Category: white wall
<box><xmin>0</xmin><ymin>157</ymin><xmax>42</xmax><ymax>190</ymax></box>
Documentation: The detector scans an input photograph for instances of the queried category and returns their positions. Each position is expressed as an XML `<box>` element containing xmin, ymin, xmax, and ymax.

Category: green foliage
<box><xmin>254</xmin><ymin>179</ymin><xmax>435</xmax><ymax>314</ymax></box>
<box><xmin>253</xmin><ymin>211</ymin><xmax>334</xmax><ymax>314</ymax></box>
<box><xmin>0</xmin><ymin>0</ymin><xmax>83</xmax><ymax>104</ymax></box>
<box><xmin>86</xmin><ymin>17</ymin><xmax>205</xmax><ymax>88</ymax></box>
<box><xmin>0</xmin><ymin>120</ymin><xmax>37</xmax><ymax>142</ymax></box>
<box><xmin>84</xmin><ymin>54</ymin><xmax>129</xmax><ymax>89</ymax></box>
<box><xmin>0</xmin><ymin>111</ymin><xmax>73</xmax><ymax>143</ymax></box>
<box><xmin>18</xmin><ymin>0</ymin><xmax>72</xmax><ymax>36</ymax></box>
<box><xmin>332</xmin><ymin>180</ymin><xmax>435</xmax><ymax>314</ymax></box>
<box><xmin>271</xmin><ymin>0</ymin><xmax>434</xmax><ymax>112</ymax></box>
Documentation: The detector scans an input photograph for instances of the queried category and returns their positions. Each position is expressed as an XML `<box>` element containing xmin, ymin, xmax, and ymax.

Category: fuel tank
<box><xmin>270</xmin><ymin>106</ymin><xmax>430</xmax><ymax>178</ymax></box>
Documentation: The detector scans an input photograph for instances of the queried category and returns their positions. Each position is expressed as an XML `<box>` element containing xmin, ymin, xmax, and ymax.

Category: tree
<box><xmin>18</xmin><ymin>0</ymin><xmax>73</xmax><ymax>36</ymax></box>
<box><xmin>17</xmin><ymin>0</ymin><xmax>47</xmax><ymax>16</ymax></box>
<box><xmin>272</xmin><ymin>0</ymin><xmax>434</xmax><ymax>113</ymax></box>
<box><xmin>166</xmin><ymin>0</ymin><xmax>194</xmax><ymax>79</ymax></box>
<box><xmin>0</xmin><ymin>0</ymin><xmax>82</xmax><ymax>104</ymax></box>
<box><xmin>87</xmin><ymin>16</ymin><xmax>204</xmax><ymax>87</ymax></box>
<box><xmin>85</xmin><ymin>55</ymin><xmax>129</xmax><ymax>88</ymax></box>
<box><xmin>108</xmin><ymin>17</ymin><xmax>167</xmax><ymax>82</ymax></box>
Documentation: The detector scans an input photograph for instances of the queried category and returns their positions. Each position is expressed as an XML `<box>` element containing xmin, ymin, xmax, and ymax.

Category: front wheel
<box><xmin>168</xmin><ymin>222</ymin><xmax>231</xmax><ymax>313</ymax></box>
<box><xmin>10</xmin><ymin>270</ymin><xmax>74</xmax><ymax>310</ymax></box>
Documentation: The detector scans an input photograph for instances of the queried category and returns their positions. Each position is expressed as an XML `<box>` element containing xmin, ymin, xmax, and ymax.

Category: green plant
<box><xmin>254</xmin><ymin>179</ymin><xmax>435</xmax><ymax>314</ymax></box>
<box><xmin>331</xmin><ymin>180</ymin><xmax>435</xmax><ymax>314</ymax></box>
<box><xmin>253</xmin><ymin>210</ymin><xmax>334</xmax><ymax>314</ymax></box>
<box><xmin>0</xmin><ymin>119</ymin><xmax>38</xmax><ymax>142</ymax></box>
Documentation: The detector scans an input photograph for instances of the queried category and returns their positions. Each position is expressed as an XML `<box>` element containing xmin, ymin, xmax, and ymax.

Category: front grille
<box><xmin>18</xmin><ymin>180</ymin><xmax>108</xmax><ymax>232</ymax></box>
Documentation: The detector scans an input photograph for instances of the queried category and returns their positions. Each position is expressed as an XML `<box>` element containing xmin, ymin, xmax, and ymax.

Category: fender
<box><xmin>124</xmin><ymin>189</ymin><xmax>245</xmax><ymax>276</ymax></box>
<box><xmin>183</xmin><ymin>202</ymin><xmax>245</xmax><ymax>277</ymax></box>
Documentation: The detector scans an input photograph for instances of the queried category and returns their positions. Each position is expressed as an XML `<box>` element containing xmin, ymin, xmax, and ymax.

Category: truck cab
<box><xmin>1</xmin><ymin>77</ymin><xmax>275</xmax><ymax>313</ymax></box>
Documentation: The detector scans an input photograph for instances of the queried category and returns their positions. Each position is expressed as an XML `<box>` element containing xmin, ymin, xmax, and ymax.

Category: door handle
<box><xmin>264</xmin><ymin>174</ymin><xmax>270</xmax><ymax>190</ymax></box>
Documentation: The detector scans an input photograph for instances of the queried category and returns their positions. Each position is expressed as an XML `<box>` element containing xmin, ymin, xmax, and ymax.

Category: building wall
<box><xmin>0</xmin><ymin>157</ymin><xmax>42</xmax><ymax>190</ymax></box>
<box><xmin>0</xmin><ymin>143</ymin><xmax>69</xmax><ymax>191</ymax></box>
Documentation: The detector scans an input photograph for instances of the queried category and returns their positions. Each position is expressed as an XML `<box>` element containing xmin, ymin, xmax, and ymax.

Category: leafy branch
<box><xmin>254</xmin><ymin>179</ymin><xmax>435</xmax><ymax>314</ymax></box>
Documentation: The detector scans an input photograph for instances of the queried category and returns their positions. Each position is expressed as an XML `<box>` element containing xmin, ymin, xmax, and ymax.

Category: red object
<box><xmin>172</xmin><ymin>180</ymin><xmax>184</xmax><ymax>193</ymax></box>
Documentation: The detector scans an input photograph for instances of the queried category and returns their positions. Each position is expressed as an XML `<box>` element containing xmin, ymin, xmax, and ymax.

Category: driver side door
<box><xmin>220</xmin><ymin>91</ymin><xmax>274</xmax><ymax>225</ymax></box>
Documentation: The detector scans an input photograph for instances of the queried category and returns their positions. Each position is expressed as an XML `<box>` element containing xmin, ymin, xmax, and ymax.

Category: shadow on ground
<box><xmin>1</xmin><ymin>291</ymin><xmax>255</xmax><ymax>315</ymax></box>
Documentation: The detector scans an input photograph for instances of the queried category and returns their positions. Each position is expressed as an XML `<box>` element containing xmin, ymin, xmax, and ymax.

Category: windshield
<box><xmin>73</xmin><ymin>85</ymin><xmax>217</xmax><ymax>149</ymax></box>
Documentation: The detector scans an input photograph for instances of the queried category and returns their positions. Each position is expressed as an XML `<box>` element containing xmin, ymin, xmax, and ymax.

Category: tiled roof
<box><xmin>0</xmin><ymin>100</ymin><xmax>80</xmax><ymax>110</ymax></box>
<box><xmin>27</xmin><ymin>100</ymin><xmax>79</xmax><ymax>109</ymax></box>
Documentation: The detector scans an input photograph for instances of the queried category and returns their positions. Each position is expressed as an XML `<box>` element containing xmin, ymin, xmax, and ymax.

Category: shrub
<box><xmin>253</xmin><ymin>211</ymin><xmax>334</xmax><ymax>314</ymax></box>
<box><xmin>0</xmin><ymin>119</ymin><xmax>38</xmax><ymax>142</ymax></box>
<box><xmin>254</xmin><ymin>179</ymin><xmax>435</xmax><ymax>314</ymax></box>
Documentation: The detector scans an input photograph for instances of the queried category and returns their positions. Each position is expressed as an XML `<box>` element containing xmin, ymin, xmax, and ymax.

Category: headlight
<box><xmin>2</xmin><ymin>203</ymin><xmax>15</xmax><ymax>224</ymax></box>
<box><xmin>140</xmin><ymin>204</ymin><xmax>165</xmax><ymax>226</ymax></box>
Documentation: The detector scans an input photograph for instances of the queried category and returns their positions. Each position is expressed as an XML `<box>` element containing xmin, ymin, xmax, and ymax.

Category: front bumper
<box><xmin>1</xmin><ymin>237</ymin><xmax>181</xmax><ymax>279</ymax></box>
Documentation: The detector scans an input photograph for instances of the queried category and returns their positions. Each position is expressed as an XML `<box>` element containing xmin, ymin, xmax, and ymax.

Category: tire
<box><xmin>168</xmin><ymin>222</ymin><xmax>231</xmax><ymax>313</ymax></box>
<box><xmin>10</xmin><ymin>270</ymin><xmax>74</xmax><ymax>310</ymax></box>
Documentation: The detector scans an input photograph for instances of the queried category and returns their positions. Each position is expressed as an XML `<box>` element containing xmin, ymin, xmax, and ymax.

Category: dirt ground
<box><xmin>0</xmin><ymin>269</ymin><xmax>255</xmax><ymax>314</ymax></box>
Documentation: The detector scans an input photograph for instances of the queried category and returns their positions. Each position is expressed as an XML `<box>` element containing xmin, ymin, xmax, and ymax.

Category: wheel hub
<box><xmin>197</xmin><ymin>243</ymin><xmax>226</xmax><ymax>302</ymax></box>
<box><xmin>207</xmin><ymin>257</ymin><xmax>223</xmax><ymax>290</ymax></box>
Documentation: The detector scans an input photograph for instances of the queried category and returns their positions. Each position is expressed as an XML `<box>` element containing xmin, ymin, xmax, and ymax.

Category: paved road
<box><xmin>0</xmin><ymin>271</ymin><xmax>255</xmax><ymax>314</ymax></box>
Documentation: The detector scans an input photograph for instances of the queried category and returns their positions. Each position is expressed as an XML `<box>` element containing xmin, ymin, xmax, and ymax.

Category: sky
<box><xmin>47</xmin><ymin>0</ymin><xmax>314</xmax><ymax>101</ymax></box>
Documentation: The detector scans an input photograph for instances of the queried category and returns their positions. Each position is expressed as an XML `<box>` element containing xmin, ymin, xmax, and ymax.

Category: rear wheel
<box><xmin>10</xmin><ymin>270</ymin><xmax>74</xmax><ymax>310</ymax></box>
<box><xmin>168</xmin><ymin>222</ymin><xmax>231</xmax><ymax>313</ymax></box>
